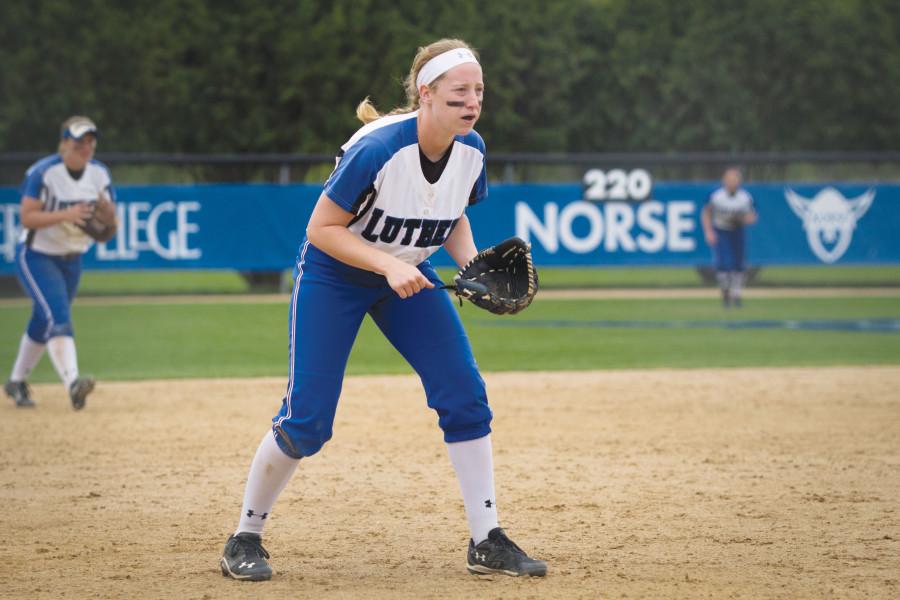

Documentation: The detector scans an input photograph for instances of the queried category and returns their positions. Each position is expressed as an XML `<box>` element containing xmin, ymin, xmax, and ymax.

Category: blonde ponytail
<box><xmin>354</xmin><ymin>38</ymin><xmax>478</xmax><ymax>124</ymax></box>
<box><xmin>355</xmin><ymin>97</ymin><xmax>382</xmax><ymax>125</ymax></box>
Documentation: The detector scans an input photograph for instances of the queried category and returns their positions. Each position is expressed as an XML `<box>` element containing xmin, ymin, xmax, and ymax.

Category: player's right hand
<box><xmin>705</xmin><ymin>231</ymin><xmax>717</xmax><ymax>246</ymax></box>
<box><xmin>384</xmin><ymin>260</ymin><xmax>435</xmax><ymax>299</ymax></box>
<box><xmin>61</xmin><ymin>203</ymin><xmax>92</xmax><ymax>226</ymax></box>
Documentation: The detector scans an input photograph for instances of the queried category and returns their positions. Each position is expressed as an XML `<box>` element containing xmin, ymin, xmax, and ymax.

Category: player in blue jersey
<box><xmin>5</xmin><ymin>116</ymin><xmax>114</xmax><ymax>409</ymax></box>
<box><xmin>701</xmin><ymin>167</ymin><xmax>757</xmax><ymax>307</ymax></box>
<box><xmin>220</xmin><ymin>39</ymin><xmax>547</xmax><ymax>581</ymax></box>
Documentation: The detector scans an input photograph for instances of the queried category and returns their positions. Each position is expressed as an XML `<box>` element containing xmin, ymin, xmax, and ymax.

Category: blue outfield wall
<box><xmin>1</xmin><ymin>181</ymin><xmax>898</xmax><ymax>273</ymax></box>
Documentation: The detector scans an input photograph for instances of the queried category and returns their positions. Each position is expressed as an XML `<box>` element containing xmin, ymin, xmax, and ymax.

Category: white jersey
<box><xmin>18</xmin><ymin>154</ymin><xmax>116</xmax><ymax>255</ymax></box>
<box><xmin>322</xmin><ymin>110</ymin><xmax>487</xmax><ymax>266</ymax></box>
<box><xmin>707</xmin><ymin>186</ymin><xmax>755</xmax><ymax>231</ymax></box>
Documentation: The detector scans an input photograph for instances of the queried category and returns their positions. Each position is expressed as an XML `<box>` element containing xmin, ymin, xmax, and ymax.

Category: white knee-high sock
<box><xmin>447</xmin><ymin>434</ymin><xmax>499</xmax><ymax>545</ymax></box>
<box><xmin>716</xmin><ymin>271</ymin><xmax>730</xmax><ymax>292</ymax></box>
<box><xmin>236</xmin><ymin>429</ymin><xmax>300</xmax><ymax>536</ymax></box>
<box><xmin>47</xmin><ymin>336</ymin><xmax>78</xmax><ymax>389</ymax></box>
<box><xmin>10</xmin><ymin>334</ymin><xmax>46</xmax><ymax>381</ymax></box>
<box><xmin>730</xmin><ymin>271</ymin><xmax>745</xmax><ymax>299</ymax></box>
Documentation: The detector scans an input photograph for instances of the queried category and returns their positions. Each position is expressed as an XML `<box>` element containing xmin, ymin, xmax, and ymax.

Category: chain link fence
<box><xmin>3</xmin><ymin>152</ymin><xmax>900</xmax><ymax>186</ymax></box>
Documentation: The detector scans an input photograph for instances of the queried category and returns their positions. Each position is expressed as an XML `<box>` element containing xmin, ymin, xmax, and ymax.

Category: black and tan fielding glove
<box><xmin>447</xmin><ymin>237</ymin><xmax>539</xmax><ymax>315</ymax></box>
<box><xmin>80</xmin><ymin>194</ymin><xmax>118</xmax><ymax>242</ymax></box>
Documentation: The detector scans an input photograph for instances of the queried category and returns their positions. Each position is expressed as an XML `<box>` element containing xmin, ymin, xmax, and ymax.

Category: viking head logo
<box><xmin>785</xmin><ymin>187</ymin><xmax>875</xmax><ymax>263</ymax></box>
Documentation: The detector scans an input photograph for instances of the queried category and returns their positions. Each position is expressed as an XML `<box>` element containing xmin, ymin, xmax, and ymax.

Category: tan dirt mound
<box><xmin>1</xmin><ymin>367</ymin><xmax>898</xmax><ymax>599</ymax></box>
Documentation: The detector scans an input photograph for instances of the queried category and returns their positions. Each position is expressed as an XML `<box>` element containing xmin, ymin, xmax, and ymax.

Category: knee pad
<box><xmin>26</xmin><ymin>320</ymin><xmax>50</xmax><ymax>343</ymax></box>
<box><xmin>271</xmin><ymin>388</ymin><xmax>336</xmax><ymax>459</ymax></box>
<box><xmin>48</xmin><ymin>322</ymin><xmax>74</xmax><ymax>338</ymax></box>
<box><xmin>423</xmin><ymin>364</ymin><xmax>492</xmax><ymax>440</ymax></box>
<box><xmin>272</xmin><ymin>422</ymin><xmax>331</xmax><ymax>459</ymax></box>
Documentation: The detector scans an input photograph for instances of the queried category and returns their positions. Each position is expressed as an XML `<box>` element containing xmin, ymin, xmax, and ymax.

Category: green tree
<box><xmin>2</xmin><ymin>0</ymin><xmax>898</xmax><ymax>164</ymax></box>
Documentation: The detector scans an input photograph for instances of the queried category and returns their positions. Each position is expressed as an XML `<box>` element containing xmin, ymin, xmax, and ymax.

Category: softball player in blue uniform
<box><xmin>701</xmin><ymin>168</ymin><xmax>757</xmax><ymax>307</ymax></box>
<box><xmin>4</xmin><ymin>116</ymin><xmax>110</xmax><ymax>409</ymax></box>
<box><xmin>220</xmin><ymin>39</ymin><xmax>546</xmax><ymax>581</ymax></box>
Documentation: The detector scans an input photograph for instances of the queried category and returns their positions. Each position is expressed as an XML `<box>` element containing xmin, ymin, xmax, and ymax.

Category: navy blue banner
<box><xmin>481</xmin><ymin>182</ymin><xmax>899</xmax><ymax>267</ymax></box>
<box><xmin>1</xmin><ymin>184</ymin><xmax>319</xmax><ymax>272</ymax></box>
<box><xmin>1</xmin><ymin>181</ymin><xmax>898</xmax><ymax>273</ymax></box>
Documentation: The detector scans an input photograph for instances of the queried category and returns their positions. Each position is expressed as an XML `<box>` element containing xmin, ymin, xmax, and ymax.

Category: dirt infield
<box><xmin>1</xmin><ymin>367</ymin><xmax>898</xmax><ymax>599</ymax></box>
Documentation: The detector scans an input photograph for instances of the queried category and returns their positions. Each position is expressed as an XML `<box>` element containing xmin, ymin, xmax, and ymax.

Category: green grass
<box><xmin>435</xmin><ymin>266</ymin><xmax>707</xmax><ymax>288</ymax></box>
<box><xmin>74</xmin><ymin>270</ymin><xmax>255</xmax><ymax>295</ymax></box>
<box><xmin>750</xmin><ymin>265</ymin><xmax>900</xmax><ymax>287</ymax></box>
<box><xmin>1</xmin><ymin>296</ymin><xmax>898</xmax><ymax>383</ymax></box>
<box><xmin>467</xmin><ymin>297</ymin><xmax>900</xmax><ymax>371</ymax></box>
<box><xmin>499</xmin><ymin>265</ymin><xmax>900</xmax><ymax>288</ymax></box>
<box><xmin>60</xmin><ymin>265</ymin><xmax>900</xmax><ymax>297</ymax></box>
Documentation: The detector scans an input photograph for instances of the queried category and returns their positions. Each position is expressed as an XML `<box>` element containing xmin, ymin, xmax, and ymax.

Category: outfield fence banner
<box><xmin>1</xmin><ymin>179</ymin><xmax>898</xmax><ymax>273</ymax></box>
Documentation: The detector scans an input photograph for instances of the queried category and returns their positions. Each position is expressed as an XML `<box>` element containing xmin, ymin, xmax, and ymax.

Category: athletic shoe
<box><xmin>69</xmin><ymin>376</ymin><xmax>95</xmax><ymax>411</ymax></box>
<box><xmin>467</xmin><ymin>527</ymin><xmax>547</xmax><ymax>577</ymax></box>
<box><xmin>4</xmin><ymin>380</ymin><xmax>35</xmax><ymax>408</ymax></box>
<box><xmin>220</xmin><ymin>533</ymin><xmax>273</xmax><ymax>581</ymax></box>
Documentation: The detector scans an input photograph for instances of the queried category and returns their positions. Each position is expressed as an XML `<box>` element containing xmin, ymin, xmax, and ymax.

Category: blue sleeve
<box><xmin>19</xmin><ymin>167</ymin><xmax>45</xmax><ymax>199</ymax></box>
<box><xmin>470</xmin><ymin>157</ymin><xmax>488</xmax><ymax>204</ymax></box>
<box><xmin>94</xmin><ymin>160</ymin><xmax>116</xmax><ymax>201</ymax></box>
<box><xmin>322</xmin><ymin>137</ymin><xmax>388</xmax><ymax>213</ymax></box>
<box><xmin>468</xmin><ymin>133</ymin><xmax>488</xmax><ymax>205</ymax></box>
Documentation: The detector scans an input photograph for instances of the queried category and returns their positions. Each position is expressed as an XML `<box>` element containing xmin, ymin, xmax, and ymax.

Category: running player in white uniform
<box><xmin>701</xmin><ymin>167</ymin><xmax>757</xmax><ymax>307</ymax></box>
<box><xmin>219</xmin><ymin>39</ymin><xmax>547</xmax><ymax>581</ymax></box>
<box><xmin>4</xmin><ymin>116</ymin><xmax>111</xmax><ymax>409</ymax></box>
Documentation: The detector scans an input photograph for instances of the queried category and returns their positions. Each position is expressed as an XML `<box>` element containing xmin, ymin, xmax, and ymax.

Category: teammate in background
<box><xmin>701</xmin><ymin>167</ymin><xmax>757</xmax><ymax>307</ymax></box>
<box><xmin>4</xmin><ymin>116</ymin><xmax>111</xmax><ymax>409</ymax></box>
<box><xmin>220</xmin><ymin>39</ymin><xmax>547</xmax><ymax>581</ymax></box>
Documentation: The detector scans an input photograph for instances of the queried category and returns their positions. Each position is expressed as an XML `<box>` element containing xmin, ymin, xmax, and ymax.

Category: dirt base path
<box><xmin>1</xmin><ymin>367</ymin><xmax>898</xmax><ymax>599</ymax></box>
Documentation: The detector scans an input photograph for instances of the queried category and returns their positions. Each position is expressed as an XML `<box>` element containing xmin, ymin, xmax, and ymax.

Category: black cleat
<box><xmin>220</xmin><ymin>533</ymin><xmax>273</xmax><ymax>581</ymax></box>
<box><xmin>69</xmin><ymin>376</ymin><xmax>94</xmax><ymax>411</ymax></box>
<box><xmin>467</xmin><ymin>527</ymin><xmax>547</xmax><ymax>577</ymax></box>
<box><xmin>5</xmin><ymin>380</ymin><xmax>35</xmax><ymax>408</ymax></box>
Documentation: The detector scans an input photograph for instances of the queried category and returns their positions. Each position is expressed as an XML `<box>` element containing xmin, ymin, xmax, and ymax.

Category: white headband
<box><xmin>415</xmin><ymin>48</ymin><xmax>479</xmax><ymax>89</ymax></box>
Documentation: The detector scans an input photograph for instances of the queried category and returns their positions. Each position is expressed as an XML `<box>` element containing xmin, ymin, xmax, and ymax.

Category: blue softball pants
<box><xmin>713</xmin><ymin>227</ymin><xmax>746</xmax><ymax>272</ymax></box>
<box><xmin>14</xmin><ymin>243</ymin><xmax>81</xmax><ymax>342</ymax></box>
<box><xmin>271</xmin><ymin>242</ymin><xmax>492</xmax><ymax>459</ymax></box>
